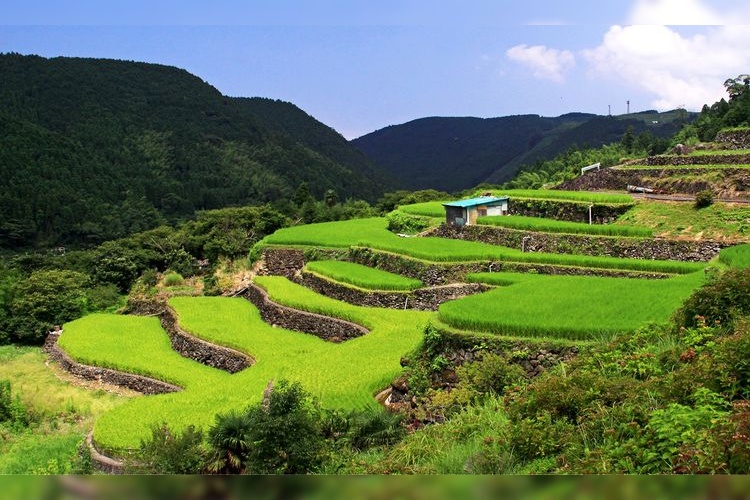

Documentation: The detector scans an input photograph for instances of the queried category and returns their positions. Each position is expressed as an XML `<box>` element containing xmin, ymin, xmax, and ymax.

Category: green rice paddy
<box><xmin>60</xmin><ymin>283</ymin><xmax>430</xmax><ymax>454</ymax></box>
<box><xmin>440</xmin><ymin>271</ymin><xmax>706</xmax><ymax>340</ymax></box>
<box><xmin>718</xmin><ymin>243</ymin><xmax>750</xmax><ymax>269</ymax></box>
<box><xmin>263</xmin><ymin>218</ymin><xmax>704</xmax><ymax>274</ymax></box>
<box><xmin>398</xmin><ymin>202</ymin><xmax>446</xmax><ymax>218</ymax></box>
<box><xmin>482</xmin><ymin>189</ymin><xmax>634</xmax><ymax>205</ymax></box>
<box><xmin>52</xmin><ymin>207</ymin><xmax>731</xmax><ymax>456</ymax></box>
<box><xmin>305</xmin><ymin>260</ymin><xmax>423</xmax><ymax>291</ymax></box>
<box><xmin>476</xmin><ymin>215</ymin><xmax>653</xmax><ymax>237</ymax></box>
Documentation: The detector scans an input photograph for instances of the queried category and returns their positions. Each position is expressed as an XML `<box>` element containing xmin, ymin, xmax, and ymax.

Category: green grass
<box><xmin>616</xmin><ymin>201</ymin><xmax>750</xmax><ymax>241</ymax></box>
<box><xmin>0</xmin><ymin>345</ymin><xmax>127</xmax><ymax>474</ymax></box>
<box><xmin>398</xmin><ymin>202</ymin><xmax>446</xmax><ymax>218</ymax></box>
<box><xmin>263</xmin><ymin>218</ymin><xmax>704</xmax><ymax>275</ymax></box>
<box><xmin>477</xmin><ymin>215</ymin><xmax>653</xmax><ymax>237</ymax></box>
<box><xmin>719</xmin><ymin>244</ymin><xmax>750</xmax><ymax>269</ymax></box>
<box><xmin>398</xmin><ymin>192</ymin><xmax>634</xmax><ymax>218</ymax></box>
<box><xmin>263</xmin><ymin>217</ymin><xmax>390</xmax><ymax>248</ymax></box>
<box><xmin>439</xmin><ymin>271</ymin><xmax>705</xmax><ymax>340</ymax></box>
<box><xmin>306</xmin><ymin>260</ymin><xmax>423</xmax><ymax>291</ymax></box>
<box><xmin>479</xmin><ymin>189</ymin><xmax>634</xmax><ymax>205</ymax></box>
<box><xmin>60</xmin><ymin>284</ymin><xmax>430</xmax><ymax>454</ymax></box>
<box><xmin>346</xmin><ymin>395</ymin><xmax>511</xmax><ymax>474</ymax></box>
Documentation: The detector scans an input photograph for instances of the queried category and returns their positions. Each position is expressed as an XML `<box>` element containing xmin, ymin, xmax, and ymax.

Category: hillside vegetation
<box><xmin>352</xmin><ymin>111</ymin><xmax>686</xmax><ymax>191</ymax></box>
<box><xmin>0</xmin><ymin>54</ymin><xmax>393</xmax><ymax>248</ymax></box>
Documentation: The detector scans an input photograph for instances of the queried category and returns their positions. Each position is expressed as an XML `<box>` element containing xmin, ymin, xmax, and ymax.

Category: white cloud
<box><xmin>583</xmin><ymin>23</ymin><xmax>750</xmax><ymax>110</ymax></box>
<box><xmin>506</xmin><ymin>44</ymin><xmax>575</xmax><ymax>83</ymax></box>
<box><xmin>628</xmin><ymin>0</ymin><xmax>726</xmax><ymax>25</ymax></box>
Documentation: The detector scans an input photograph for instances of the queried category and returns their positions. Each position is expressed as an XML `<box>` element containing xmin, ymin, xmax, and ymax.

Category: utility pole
<box><xmin>608</xmin><ymin>104</ymin><xmax>611</xmax><ymax>116</ymax></box>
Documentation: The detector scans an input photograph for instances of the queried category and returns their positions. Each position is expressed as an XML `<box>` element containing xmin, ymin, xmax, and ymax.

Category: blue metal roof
<box><xmin>442</xmin><ymin>196</ymin><xmax>508</xmax><ymax>208</ymax></box>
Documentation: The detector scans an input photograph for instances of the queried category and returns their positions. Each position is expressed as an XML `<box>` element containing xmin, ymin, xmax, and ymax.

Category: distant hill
<box><xmin>352</xmin><ymin>111</ymin><xmax>690</xmax><ymax>192</ymax></box>
<box><xmin>0</xmin><ymin>53</ymin><xmax>393</xmax><ymax>248</ymax></box>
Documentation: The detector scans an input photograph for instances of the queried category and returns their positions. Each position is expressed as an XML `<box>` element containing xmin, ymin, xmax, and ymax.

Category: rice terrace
<box><xmin>5</xmin><ymin>49</ymin><xmax>750</xmax><ymax>478</ymax></box>
<box><xmin>44</xmin><ymin>168</ymin><xmax>750</xmax><ymax>466</ymax></box>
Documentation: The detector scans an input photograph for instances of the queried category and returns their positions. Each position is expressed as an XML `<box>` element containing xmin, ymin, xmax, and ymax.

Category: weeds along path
<box><xmin>55</xmin><ymin>283</ymin><xmax>431</xmax><ymax>455</ymax></box>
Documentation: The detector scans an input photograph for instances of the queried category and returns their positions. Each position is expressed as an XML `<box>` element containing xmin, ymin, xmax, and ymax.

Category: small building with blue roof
<box><xmin>442</xmin><ymin>196</ymin><xmax>509</xmax><ymax>226</ymax></box>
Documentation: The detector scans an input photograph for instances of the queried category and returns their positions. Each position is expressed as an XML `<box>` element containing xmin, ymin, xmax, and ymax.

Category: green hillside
<box><xmin>0</xmin><ymin>54</ymin><xmax>394</xmax><ymax>248</ymax></box>
<box><xmin>352</xmin><ymin>111</ymin><xmax>689</xmax><ymax>191</ymax></box>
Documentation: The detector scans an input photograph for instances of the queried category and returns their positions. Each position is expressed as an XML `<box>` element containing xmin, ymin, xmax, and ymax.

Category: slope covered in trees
<box><xmin>0</xmin><ymin>53</ymin><xmax>393</xmax><ymax>248</ymax></box>
<box><xmin>352</xmin><ymin>111</ymin><xmax>688</xmax><ymax>192</ymax></box>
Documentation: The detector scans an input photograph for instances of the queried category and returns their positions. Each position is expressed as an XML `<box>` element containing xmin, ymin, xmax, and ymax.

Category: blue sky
<box><xmin>2</xmin><ymin>1</ymin><xmax>749</xmax><ymax>138</ymax></box>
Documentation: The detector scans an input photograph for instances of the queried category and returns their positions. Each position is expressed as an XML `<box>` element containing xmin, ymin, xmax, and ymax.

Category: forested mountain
<box><xmin>352</xmin><ymin>110</ymin><xmax>690</xmax><ymax>191</ymax></box>
<box><xmin>0</xmin><ymin>53</ymin><xmax>393</xmax><ymax>248</ymax></box>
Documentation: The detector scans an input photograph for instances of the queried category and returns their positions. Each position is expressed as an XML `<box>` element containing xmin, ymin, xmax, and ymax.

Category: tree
<box><xmin>621</xmin><ymin>126</ymin><xmax>636</xmax><ymax>154</ymax></box>
<box><xmin>128</xmin><ymin>422</ymin><xmax>207</xmax><ymax>474</ymax></box>
<box><xmin>293</xmin><ymin>182</ymin><xmax>313</xmax><ymax>207</ymax></box>
<box><xmin>10</xmin><ymin>269</ymin><xmax>89</xmax><ymax>343</ymax></box>
<box><xmin>324</xmin><ymin>189</ymin><xmax>338</xmax><ymax>208</ymax></box>
<box><xmin>724</xmin><ymin>74</ymin><xmax>750</xmax><ymax>101</ymax></box>
<box><xmin>206</xmin><ymin>380</ymin><xmax>326</xmax><ymax>474</ymax></box>
<box><xmin>243</xmin><ymin>380</ymin><xmax>326</xmax><ymax>474</ymax></box>
<box><xmin>206</xmin><ymin>409</ymin><xmax>253</xmax><ymax>474</ymax></box>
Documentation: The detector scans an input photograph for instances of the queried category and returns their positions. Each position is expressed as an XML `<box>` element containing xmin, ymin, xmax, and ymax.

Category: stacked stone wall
<box><xmin>240</xmin><ymin>283</ymin><xmax>368</xmax><ymax>342</ymax></box>
<box><xmin>716</xmin><ymin>130</ymin><xmax>750</xmax><ymax>149</ymax></box>
<box><xmin>297</xmin><ymin>272</ymin><xmax>489</xmax><ymax>310</ymax></box>
<box><xmin>429</xmin><ymin>224</ymin><xmax>723</xmax><ymax>262</ymax></box>
<box><xmin>348</xmin><ymin>247</ymin><xmax>669</xmax><ymax>286</ymax></box>
<box><xmin>43</xmin><ymin>332</ymin><xmax>181</xmax><ymax>395</ymax></box>
<box><xmin>508</xmin><ymin>198</ymin><xmax>631</xmax><ymax>224</ymax></box>
<box><xmin>158</xmin><ymin>307</ymin><xmax>252</xmax><ymax>373</ymax></box>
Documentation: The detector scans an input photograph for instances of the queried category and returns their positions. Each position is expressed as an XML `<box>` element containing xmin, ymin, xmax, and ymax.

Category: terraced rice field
<box><xmin>305</xmin><ymin>260</ymin><xmax>423</xmax><ymax>291</ymax></box>
<box><xmin>440</xmin><ymin>271</ymin><xmax>706</xmax><ymax>340</ymax></box>
<box><xmin>59</xmin><ymin>284</ymin><xmax>430</xmax><ymax>453</ymax></box>
<box><xmin>718</xmin><ymin>243</ymin><xmax>750</xmax><ymax>269</ymax></box>
<box><xmin>262</xmin><ymin>218</ymin><xmax>705</xmax><ymax>274</ymax></box>
<box><xmin>53</xmin><ymin>214</ymin><xmax>735</xmax><ymax>456</ymax></box>
<box><xmin>476</xmin><ymin>215</ymin><xmax>653</xmax><ymax>237</ymax></box>
<box><xmin>398</xmin><ymin>190</ymin><xmax>633</xmax><ymax>218</ymax></box>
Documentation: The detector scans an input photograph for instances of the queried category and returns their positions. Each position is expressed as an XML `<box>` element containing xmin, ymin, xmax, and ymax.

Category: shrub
<box><xmin>386</xmin><ymin>211</ymin><xmax>432</xmax><ymax>234</ymax></box>
<box><xmin>242</xmin><ymin>380</ymin><xmax>326</xmax><ymax>474</ymax></box>
<box><xmin>127</xmin><ymin>422</ymin><xmax>207</xmax><ymax>474</ymax></box>
<box><xmin>206</xmin><ymin>381</ymin><xmax>327</xmax><ymax>475</ymax></box>
<box><xmin>0</xmin><ymin>380</ymin><xmax>29</xmax><ymax>432</ymax></box>
<box><xmin>674</xmin><ymin>268</ymin><xmax>750</xmax><ymax>329</ymax></box>
<box><xmin>344</xmin><ymin>408</ymin><xmax>405</xmax><ymax>451</ymax></box>
<box><xmin>694</xmin><ymin>190</ymin><xmax>715</xmax><ymax>209</ymax></box>
<box><xmin>86</xmin><ymin>284</ymin><xmax>122</xmax><ymax>312</ymax></box>
<box><xmin>163</xmin><ymin>271</ymin><xmax>185</xmax><ymax>287</ymax></box>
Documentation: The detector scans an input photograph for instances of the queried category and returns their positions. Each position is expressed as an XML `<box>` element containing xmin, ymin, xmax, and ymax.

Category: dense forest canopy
<box><xmin>0</xmin><ymin>53</ymin><xmax>393</xmax><ymax>248</ymax></box>
<box><xmin>352</xmin><ymin>110</ymin><xmax>689</xmax><ymax>192</ymax></box>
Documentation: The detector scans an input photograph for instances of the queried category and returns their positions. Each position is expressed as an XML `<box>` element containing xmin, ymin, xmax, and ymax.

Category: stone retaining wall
<box><xmin>159</xmin><ymin>307</ymin><xmax>253</xmax><ymax>373</ymax></box>
<box><xmin>715</xmin><ymin>130</ymin><xmax>750</xmax><ymax>150</ymax></box>
<box><xmin>348</xmin><ymin>247</ymin><xmax>669</xmax><ymax>286</ymax></box>
<box><xmin>645</xmin><ymin>154</ymin><xmax>750</xmax><ymax>166</ymax></box>
<box><xmin>297</xmin><ymin>272</ymin><xmax>489</xmax><ymax>311</ymax></box>
<box><xmin>508</xmin><ymin>198</ymin><xmax>632</xmax><ymax>224</ymax></box>
<box><xmin>43</xmin><ymin>332</ymin><xmax>181</xmax><ymax>395</ymax></box>
<box><xmin>556</xmin><ymin>167</ymin><xmax>750</xmax><ymax>195</ymax></box>
<box><xmin>87</xmin><ymin>432</ymin><xmax>125</xmax><ymax>474</ymax></box>
<box><xmin>261</xmin><ymin>248</ymin><xmax>306</xmax><ymax>278</ymax></box>
<box><xmin>429</xmin><ymin>224</ymin><xmax>723</xmax><ymax>262</ymax></box>
<box><xmin>240</xmin><ymin>283</ymin><xmax>369</xmax><ymax>342</ymax></box>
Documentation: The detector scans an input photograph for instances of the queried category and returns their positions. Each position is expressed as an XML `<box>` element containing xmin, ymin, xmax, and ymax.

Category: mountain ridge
<box><xmin>352</xmin><ymin>110</ymin><xmax>690</xmax><ymax>192</ymax></box>
<box><xmin>0</xmin><ymin>53</ymin><xmax>394</xmax><ymax>248</ymax></box>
